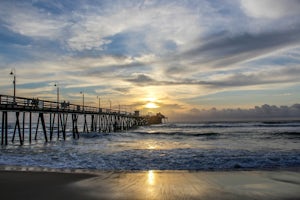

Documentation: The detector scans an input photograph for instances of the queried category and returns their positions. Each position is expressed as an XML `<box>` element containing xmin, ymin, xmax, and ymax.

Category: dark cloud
<box><xmin>125</xmin><ymin>73</ymin><xmax>200</xmax><ymax>86</ymax></box>
<box><xmin>125</xmin><ymin>73</ymin><xmax>202</xmax><ymax>86</ymax></box>
<box><xmin>204</xmin><ymin>66</ymin><xmax>300</xmax><ymax>88</ymax></box>
<box><xmin>126</xmin><ymin>74</ymin><xmax>154</xmax><ymax>83</ymax></box>
<box><xmin>157</xmin><ymin>102</ymin><xmax>184</xmax><ymax>110</ymax></box>
<box><xmin>113</xmin><ymin>87</ymin><xmax>130</xmax><ymax>94</ymax></box>
<box><xmin>179</xmin><ymin>27</ymin><xmax>300</xmax><ymax>67</ymax></box>
<box><xmin>84</xmin><ymin>61</ymin><xmax>147</xmax><ymax>76</ymax></box>
<box><xmin>165</xmin><ymin>66</ymin><xmax>185</xmax><ymax>75</ymax></box>
<box><xmin>125</xmin><ymin>66</ymin><xmax>300</xmax><ymax>89</ymax></box>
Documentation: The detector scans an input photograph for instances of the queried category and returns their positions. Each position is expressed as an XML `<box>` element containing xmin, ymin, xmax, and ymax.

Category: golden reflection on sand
<box><xmin>147</xmin><ymin>170</ymin><xmax>155</xmax><ymax>185</ymax></box>
<box><xmin>146</xmin><ymin>170</ymin><xmax>156</xmax><ymax>198</ymax></box>
<box><xmin>71</xmin><ymin>170</ymin><xmax>300</xmax><ymax>200</ymax></box>
<box><xmin>132</xmin><ymin>171</ymin><xmax>208</xmax><ymax>199</ymax></box>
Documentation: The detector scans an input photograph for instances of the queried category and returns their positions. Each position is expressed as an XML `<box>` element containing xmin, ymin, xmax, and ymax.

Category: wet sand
<box><xmin>0</xmin><ymin>169</ymin><xmax>299</xmax><ymax>200</ymax></box>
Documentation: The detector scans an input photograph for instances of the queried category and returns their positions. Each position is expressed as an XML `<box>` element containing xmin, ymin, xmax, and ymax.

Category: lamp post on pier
<box><xmin>97</xmin><ymin>96</ymin><xmax>101</xmax><ymax>108</ymax></box>
<box><xmin>54</xmin><ymin>83</ymin><xmax>59</xmax><ymax>109</ymax></box>
<box><xmin>108</xmin><ymin>99</ymin><xmax>112</xmax><ymax>112</ymax></box>
<box><xmin>80</xmin><ymin>91</ymin><xmax>85</xmax><ymax>111</ymax></box>
<box><xmin>9</xmin><ymin>69</ymin><xmax>16</xmax><ymax>104</ymax></box>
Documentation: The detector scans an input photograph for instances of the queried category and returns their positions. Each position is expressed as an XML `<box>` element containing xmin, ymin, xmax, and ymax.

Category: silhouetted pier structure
<box><xmin>0</xmin><ymin>94</ymin><xmax>146</xmax><ymax>145</ymax></box>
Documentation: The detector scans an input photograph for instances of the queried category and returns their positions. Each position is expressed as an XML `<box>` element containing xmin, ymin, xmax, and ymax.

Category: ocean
<box><xmin>1</xmin><ymin>121</ymin><xmax>300</xmax><ymax>171</ymax></box>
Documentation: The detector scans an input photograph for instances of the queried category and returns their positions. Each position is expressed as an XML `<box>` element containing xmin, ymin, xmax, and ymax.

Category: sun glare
<box><xmin>145</xmin><ymin>102</ymin><xmax>159</xmax><ymax>109</ymax></box>
<box><xmin>146</xmin><ymin>97</ymin><xmax>157</xmax><ymax>102</ymax></box>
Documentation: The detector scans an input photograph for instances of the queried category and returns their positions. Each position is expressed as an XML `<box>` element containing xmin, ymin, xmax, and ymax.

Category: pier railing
<box><xmin>0</xmin><ymin>94</ymin><xmax>132</xmax><ymax>116</ymax></box>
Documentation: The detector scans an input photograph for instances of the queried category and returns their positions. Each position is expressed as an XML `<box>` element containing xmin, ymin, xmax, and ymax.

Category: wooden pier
<box><xmin>0</xmin><ymin>94</ymin><xmax>146</xmax><ymax>145</ymax></box>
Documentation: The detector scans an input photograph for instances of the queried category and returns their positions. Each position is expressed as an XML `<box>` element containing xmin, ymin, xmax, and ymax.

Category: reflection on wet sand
<box><xmin>71</xmin><ymin>170</ymin><xmax>300</xmax><ymax>200</ymax></box>
<box><xmin>148</xmin><ymin>170</ymin><xmax>155</xmax><ymax>185</ymax></box>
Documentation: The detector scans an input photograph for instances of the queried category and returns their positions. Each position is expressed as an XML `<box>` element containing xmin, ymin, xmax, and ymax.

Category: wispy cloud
<box><xmin>68</xmin><ymin>3</ymin><xmax>202</xmax><ymax>53</ymax></box>
<box><xmin>171</xmin><ymin>27</ymin><xmax>300</xmax><ymax>69</ymax></box>
<box><xmin>125</xmin><ymin>66</ymin><xmax>300</xmax><ymax>88</ymax></box>
<box><xmin>241</xmin><ymin>0</ymin><xmax>300</xmax><ymax>19</ymax></box>
<box><xmin>0</xmin><ymin>1</ymin><xmax>68</xmax><ymax>39</ymax></box>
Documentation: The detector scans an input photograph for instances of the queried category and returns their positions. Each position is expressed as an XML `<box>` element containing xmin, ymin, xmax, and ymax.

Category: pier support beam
<box><xmin>83</xmin><ymin>114</ymin><xmax>89</xmax><ymax>133</ymax></box>
<box><xmin>1</xmin><ymin>111</ymin><xmax>8</xmax><ymax>145</ymax></box>
<box><xmin>57</xmin><ymin>113</ymin><xmax>60</xmax><ymax>139</ymax></box>
<box><xmin>35</xmin><ymin>113</ymin><xmax>48</xmax><ymax>142</ymax></box>
<box><xmin>49</xmin><ymin>113</ymin><xmax>55</xmax><ymax>141</ymax></box>
<box><xmin>29</xmin><ymin>112</ymin><xmax>32</xmax><ymax>143</ymax></box>
<box><xmin>91</xmin><ymin>114</ymin><xmax>95</xmax><ymax>132</ymax></box>
<box><xmin>72</xmin><ymin>114</ymin><xmax>79</xmax><ymax>139</ymax></box>
<box><xmin>22</xmin><ymin>112</ymin><xmax>25</xmax><ymax>141</ymax></box>
<box><xmin>60</xmin><ymin>113</ymin><xmax>68</xmax><ymax>140</ymax></box>
<box><xmin>12</xmin><ymin>112</ymin><xmax>23</xmax><ymax>145</ymax></box>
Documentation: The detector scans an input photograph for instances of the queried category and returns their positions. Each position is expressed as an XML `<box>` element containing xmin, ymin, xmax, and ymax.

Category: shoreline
<box><xmin>1</xmin><ymin>163</ymin><xmax>300</xmax><ymax>172</ymax></box>
<box><xmin>1</xmin><ymin>167</ymin><xmax>299</xmax><ymax>200</ymax></box>
<box><xmin>1</xmin><ymin>164</ymin><xmax>300</xmax><ymax>175</ymax></box>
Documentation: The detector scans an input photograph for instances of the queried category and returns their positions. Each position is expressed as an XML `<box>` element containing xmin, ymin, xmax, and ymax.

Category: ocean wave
<box><xmin>271</xmin><ymin>131</ymin><xmax>300</xmax><ymax>135</ymax></box>
<box><xmin>255</xmin><ymin>124</ymin><xmax>300</xmax><ymax>128</ymax></box>
<box><xmin>80</xmin><ymin>132</ymin><xmax>111</xmax><ymax>138</ymax></box>
<box><xmin>1</xmin><ymin>121</ymin><xmax>300</xmax><ymax>171</ymax></box>
<box><xmin>267</xmin><ymin>132</ymin><xmax>300</xmax><ymax>139</ymax></box>
<box><xmin>1</xmin><ymin>148</ymin><xmax>299</xmax><ymax>171</ymax></box>
<box><xmin>163</xmin><ymin>122</ymin><xmax>300</xmax><ymax>129</ymax></box>
<box><xmin>164</xmin><ymin>123</ymin><xmax>252</xmax><ymax>129</ymax></box>
<box><xmin>132</xmin><ymin>131</ymin><xmax>220</xmax><ymax>137</ymax></box>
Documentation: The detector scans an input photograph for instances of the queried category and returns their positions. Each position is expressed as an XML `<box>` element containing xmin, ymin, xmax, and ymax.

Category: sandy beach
<box><xmin>0</xmin><ymin>169</ymin><xmax>299</xmax><ymax>200</ymax></box>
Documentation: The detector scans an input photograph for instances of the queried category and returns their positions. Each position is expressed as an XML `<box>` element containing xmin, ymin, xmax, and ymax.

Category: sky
<box><xmin>0</xmin><ymin>0</ymin><xmax>300</xmax><ymax>121</ymax></box>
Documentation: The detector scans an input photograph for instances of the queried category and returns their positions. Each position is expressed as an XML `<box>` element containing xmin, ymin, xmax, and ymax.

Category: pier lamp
<box><xmin>54</xmin><ymin>83</ymin><xmax>59</xmax><ymax>109</ymax></box>
<box><xmin>118</xmin><ymin>102</ymin><xmax>121</xmax><ymax>113</ymax></box>
<box><xmin>80</xmin><ymin>91</ymin><xmax>85</xmax><ymax>111</ymax></box>
<box><xmin>108</xmin><ymin>99</ymin><xmax>112</xmax><ymax>112</ymax></box>
<box><xmin>9</xmin><ymin>69</ymin><xmax>16</xmax><ymax>103</ymax></box>
<box><xmin>97</xmin><ymin>96</ymin><xmax>101</xmax><ymax>108</ymax></box>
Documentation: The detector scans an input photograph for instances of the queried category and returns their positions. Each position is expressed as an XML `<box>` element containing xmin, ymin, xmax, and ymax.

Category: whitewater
<box><xmin>1</xmin><ymin>121</ymin><xmax>300</xmax><ymax>170</ymax></box>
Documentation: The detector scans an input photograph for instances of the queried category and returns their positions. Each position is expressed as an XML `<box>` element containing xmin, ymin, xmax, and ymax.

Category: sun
<box><xmin>145</xmin><ymin>102</ymin><xmax>159</xmax><ymax>109</ymax></box>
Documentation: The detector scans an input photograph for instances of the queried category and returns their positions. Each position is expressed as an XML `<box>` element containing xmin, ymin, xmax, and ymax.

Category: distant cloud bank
<box><xmin>173</xmin><ymin>104</ymin><xmax>300</xmax><ymax>122</ymax></box>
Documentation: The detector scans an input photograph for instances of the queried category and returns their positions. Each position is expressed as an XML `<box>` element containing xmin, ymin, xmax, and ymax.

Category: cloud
<box><xmin>65</xmin><ymin>1</ymin><xmax>202</xmax><ymax>52</ymax></box>
<box><xmin>64</xmin><ymin>55</ymin><xmax>149</xmax><ymax>70</ymax></box>
<box><xmin>113</xmin><ymin>87</ymin><xmax>131</xmax><ymax>94</ymax></box>
<box><xmin>125</xmin><ymin>65</ymin><xmax>300</xmax><ymax>89</ymax></box>
<box><xmin>203</xmin><ymin>66</ymin><xmax>300</xmax><ymax>88</ymax></box>
<box><xmin>157</xmin><ymin>102</ymin><xmax>184</xmax><ymax>110</ymax></box>
<box><xmin>0</xmin><ymin>1</ymin><xmax>68</xmax><ymax>39</ymax></box>
<box><xmin>241</xmin><ymin>0</ymin><xmax>300</xmax><ymax>19</ymax></box>
<box><xmin>125</xmin><ymin>74</ymin><xmax>155</xmax><ymax>86</ymax></box>
<box><xmin>1</xmin><ymin>0</ymin><xmax>202</xmax><ymax>54</ymax></box>
<box><xmin>173</xmin><ymin>104</ymin><xmax>300</xmax><ymax>122</ymax></box>
<box><xmin>179</xmin><ymin>27</ymin><xmax>300</xmax><ymax>68</ymax></box>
